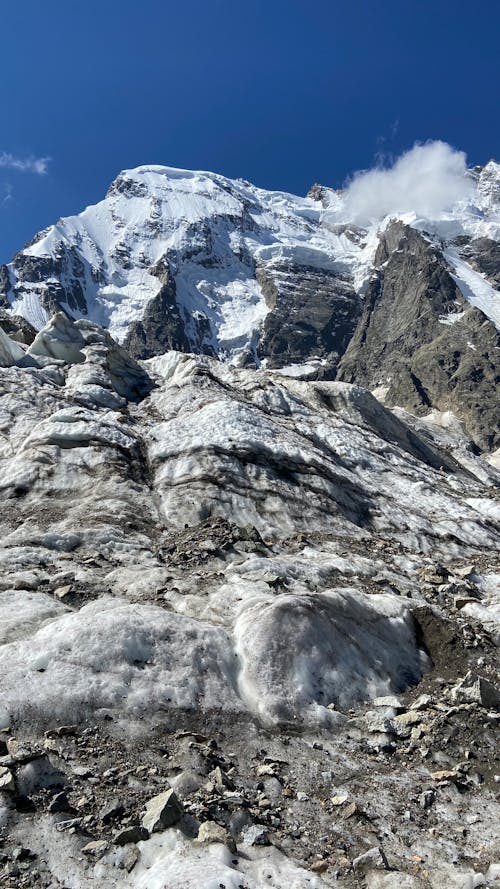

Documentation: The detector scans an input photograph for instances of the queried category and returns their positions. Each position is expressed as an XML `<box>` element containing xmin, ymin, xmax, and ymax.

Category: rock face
<box><xmin>123</xmin><ymin>258</ymin><xmax>193</xmax><ymax>359</ymax></box>
<box><xmin>337</xmin><ymin>223</ymin><xmax>500</xmax><ymax>450</ymax></box>
<box><xmin>466</xmin><ymin>236</ymin><xmax>500</xmax><ymax>286</ymax></box>
<box><xmin>257</xmin><ymin>262</ymin><xmax>361</xmax><ymax>375</ymax></box>
<box><xmin>1</xmin><ymin>161</ymin><xmax>499</xmax><ymax>449</ymax></box>
<box><xmin>0</xmin><ymin>308</ymin><xmax>36</xmax><ymax>345</ymax></box>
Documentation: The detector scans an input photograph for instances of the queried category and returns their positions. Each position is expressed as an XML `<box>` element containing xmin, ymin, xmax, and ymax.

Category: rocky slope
<box><xmin>0</xmin><ymin>159</ymin><xmax>499</xmax><ymax>451</ymax></box>
<box><xmin>0</xmin><ymin>314</ymin><xmax>499</xmax><ymax>888</ymax></box>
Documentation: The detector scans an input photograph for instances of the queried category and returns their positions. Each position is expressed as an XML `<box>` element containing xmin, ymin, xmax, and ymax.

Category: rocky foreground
<box><xmin>0</xmin><ymin>314</ymin><xmax>499</xmax><ymax>889</ymax></box>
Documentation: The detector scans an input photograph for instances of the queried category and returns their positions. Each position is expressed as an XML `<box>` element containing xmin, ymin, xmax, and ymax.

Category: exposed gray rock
<box><xmin>48</xmin><ymin>792</ymin><xmax>71</xmax><ymax>814</ymax></box>
<box><xmin>10</xmin><ymin>243</ymin><xmax>90</xmax><ymax>320</ymax></box>
<box><xmin>0</xmin><ymin>309</ymin><xmax>36</xmax><ymax>345</ymax></box>
<box><xmin>337</xmin><ymin>222</ymin><xmax>500</xmax><ymax>450</ymax></box>
<box><xmin>465</xmin><ymin>237</ymin><xmax>500</xmax><ymax>286</ymax></box>
<box><xmin>352</xmin><ymin>846</ymin><xmax>388</xmax><ymax>870</ymax></box>
<box><xmin>123</xmin><ymin>259</ymin><xmax>192</xmax><ymax>360</ymax></box>
<box><xmin>451</xmin><ymin>672</ymin><xmax>500</xmax><ymax>710</ymax></box>
<box><xmin>0</xmin><ymin>264</ymin><xmax>11</xmax><ymax>306</ymax></box>
<box><xmin>81</xmin><ymin>840</ymin><xmax>109</xmax><ymax>857</ymax></box>
<box><xmin>120</xmin><ymin>844</ymin><xmax>140</xmax><ymax>872</ymax></box>
<box><xmin>257</xmin><ymin>261</ymin><xmax>360</xmax><ymax>374</ymax></box>
<box><xmin>0</xmin><ymin>767</ymin><xmax>15</xmax><ymax>791</ymax></box>
<box><xmin>100</xmin><ymin>798</ymin><xmax>125</xmax><ymax>823</ymax></box>
<box><xmin>113</xmin><ymin>825</ymin><xmax>149</xmax><ymax>845</ymax></box>
<box><xmin>196</xmin><ymin>820</ymin><xmax>237</xmax><ymax>852</ymax></box>
<box><xmin>241</xmin><ymin>824</ymin><xmax>270</xmax><ymax>846</ymax></box>
<box><xmin>142</xmin><ymin>788</ymin><xmax>183</xmax><ymax>833</ymax></box>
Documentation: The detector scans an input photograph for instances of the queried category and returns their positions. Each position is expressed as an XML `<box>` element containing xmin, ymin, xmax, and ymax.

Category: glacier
<box><xmin>0</xmin><ymin>313</ymin><xmax>498</xmax><ymax>888</ymax></box>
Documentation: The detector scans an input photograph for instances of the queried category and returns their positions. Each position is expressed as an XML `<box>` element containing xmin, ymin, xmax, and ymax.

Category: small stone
<box><xmin>454</xmin><ymin>596</ymin><xmax>480</xmax><ymax>610</ymax></box>
<box><xmin>373</xmin><ymin>695</ymin><xmax>402</xmax><ymax>709</ymax></box>
<box><xmin>451</xmin><ymin>672</ymin><xmax>500</xmax><ymax>710</ymax></box>
<box><xmin>142</xmin><ymin>788</ymin><xmax>183</xmax><ymax>833</ymax></box>
<box><xmin>419</xmin><ymin>790</ymin><xmax>435</xmax><ymax>809</ymax></box>
<box><xmin>411</xmin><ymin>694</ymin><xmax>432</xmax><ymax>710</ymax></box>
<box><xmin>81</xmin><ymin>840</ymin><xmax>108</xmax><ymax>857</ymax></box>
<box><xmin>344</xmin><ymin>801</ymin><xmax>362</xmax><ymax>818</ymax></box>
<box><xmin>454</xmin><ymin>565</ymin><xmax>476</xmax><ymax>579</ymax></box>
<box><xmin>113</xmin><ymin>825</ymin><xmax>149</xmax><ymax>845</ymax></box>
<box><xmin>420</xmin><ymin>564</ymin><xmax>448</xmax><ymax>584</ymax></box>
<box><xmin>197</xmin><ymin>820</ymin><xmax>236</xmax><ymax>852</ymax></box>
<box><xmin>352</xmin><ymin>846</ymin><xmax>388</xmax><ymax>870</ymax></box>
<box><xmin>430</xmin><ymin>770</ymin><xmax>458</xmax><ymax>782</ymax></box>
<box><xmin>210</xmin><ymin>766</ymin><xmax>235</xmax><ymax>789</ymax></box>
<box><xmin>410</xmin><ymin>725</ymin><xmax>427</xmax><ymax>741</ymax></box>
<box><xmin>296</xmin><ymin>791</ymin><xmax>309</xmax><ymax>801</ymax></box>
<box><xmin>48</xmin><ymin>792</ymin><xmax>71</xmax><ymax>814</ymax></box>
<box><xmin>241</xmin><ymin>824</ymin><xmax>270</xmax><ymax>846</ymax></box>
<box><xmin>256</xmin><ymin>763</ymin><xmax>279</xmax><ymax>777</ymax></box>
<box><xmin>72</xmin><ymin>765</ymin><xmax>92</xmax><ymax>778</ymax></box>
<box><xmin>12</xmin><ymin>847</ymin><xmax>35</xmax><ymax>862</ymax></box>
<box><xmin>331</xmin><ymin>794</ymin><xmax>349</xmax><ymax>806</ymax></box>
<box><xmin>310</xmin><ymin>860</ymin><xmax>329</xmax><ymax>873</ymax></box>
<box><xmin>6</xmin><ymin>738</ymin><xmax>39</xmax><ymax>762</ymax></box>
<box><xmin>55</xmin><ymin>818</ymin><xmax>80</xmax><ymax>832</ymax></box>
<box><xmin>0</xmin><ymin>766</ymin><xmax>15</xmax><ymax>791</ymax></box>
<box><xmin>391</xmin><ymin>711</ymin><xmax>421</xmax><ymax>737</ymax></box>
<box><xmin>121</xmin><ymin>844</ymin><xmax>140</xmax><ymax>872</ymax></box>
<box><xmin>54</xmin><ymin>585</ymin><xmax>72</xmax><ymax>599</ymax></box>
<box><xmin>45</xmin><ymin>725</ymin><xmax>77</xmax><ymax>739</ymax></box>
<box><xmin>364</xmin><ymin>710</ymin><xmax>394</xmax><ymax>733</ymax></box>
<box><xmin>100</xmin><ymin>798</ymin><xmax>125</xmax><ymax>824</ymax></box>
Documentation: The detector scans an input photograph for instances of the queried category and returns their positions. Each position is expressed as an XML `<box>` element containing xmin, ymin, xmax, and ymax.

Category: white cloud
<box><xmin>1</xmin><ymin>183</ymin><xmax>14</xmax><ymax>206</ymax></box>
<box><xmin>343</xmin><ymin>141</ymin><xmax>474</xmax><ymax>224</ymax></box>
<box><xmin>0</xmin><ymin>152</ymin><xmax>50</xmax><ymax>175</ymax></box>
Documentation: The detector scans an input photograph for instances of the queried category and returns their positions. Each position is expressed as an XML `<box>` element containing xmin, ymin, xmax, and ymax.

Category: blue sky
<box><xmin>1</xmin><ymin>0</ymin><xmax>499</xmax><ymax>262</ymax></box>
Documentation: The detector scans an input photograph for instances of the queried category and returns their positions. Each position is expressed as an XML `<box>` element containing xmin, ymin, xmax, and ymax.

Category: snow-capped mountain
<box><xmin>0</xmin><ymin>149</ymin><xmax>499</xmax><ymax>885</ymax></box>
<box><xmin>1</xmin><ymin>159</ymin><xmax>500</xmax><ymax>449</ymax></box>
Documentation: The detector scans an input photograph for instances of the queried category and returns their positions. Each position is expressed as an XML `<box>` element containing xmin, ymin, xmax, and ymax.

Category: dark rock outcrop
<box><xmin>391</xmin><ymin>308</ymin><xmax>500</xmax><ymax>451</ymax></box>
<box><xmin>10</xmin><ymin>244</ymin><xmax>91</xmax><ymax>320</ymax></box>
<box><xmin>337</xmin><ymin>222</ymin><xmax>500</xmax><ymax>450</ymax></box>
<box><xmin>0</xmin><ymin>309</ymin><xmax>37</xmax><ymax>345</ymax></box>
<box><xmin>467</xmin><ymin>237</ymin><xmax>500</xmax><ymax>287</ymax></box>
<box><xmin>123</xmin><ymin>259</ymin><xmax>193</xmax><ymax>360</ymax></box>
<box><xmin>257</xmin><ymin>263</ymin><xmax>361</xmax><ymax>376</ymax></box>
<box><xmin>0</xmin><ymin>265</ymin><xmax>12</xmax><ymax>307</ymax></box>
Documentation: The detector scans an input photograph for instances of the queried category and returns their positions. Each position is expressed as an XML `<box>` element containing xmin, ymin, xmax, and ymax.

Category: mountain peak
<box><xmin>0</xmin><ymin>158</ymin><xmax>499</xmax><ymax>449</ymax></box>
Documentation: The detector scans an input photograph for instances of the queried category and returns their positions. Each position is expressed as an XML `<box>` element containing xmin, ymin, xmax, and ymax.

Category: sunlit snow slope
<box><xmin>1</xmin><ymin>156</ymin><xmax>499</xmax><ymax>449</ymax></box>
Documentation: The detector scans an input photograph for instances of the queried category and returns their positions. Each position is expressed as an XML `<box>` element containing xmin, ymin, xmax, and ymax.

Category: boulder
<box><xmin>141</xmin><ymin>788</ymin><xmax>183</xmax><ymax>833</ymax></box>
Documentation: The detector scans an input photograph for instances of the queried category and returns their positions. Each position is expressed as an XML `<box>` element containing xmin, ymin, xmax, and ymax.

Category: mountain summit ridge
<box><xmin>1</xmin><ymin>159</ymin><xmax>499</xmax><ymax>449</ymax></box>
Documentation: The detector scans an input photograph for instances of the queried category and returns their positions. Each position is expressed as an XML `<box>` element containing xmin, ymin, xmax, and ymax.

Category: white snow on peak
<box><xmin>7</xmin><ymin>155</ymin><xmax>500</xmax><ymax>347</ymax></box>
<box><xmin>444</xmin><ymin>246</ymin><xmax>500</xmax><ymax>330</ymax></box>
<box><xmin>15</xmin><ymin>166</ymin><xmax>364</xmax><ymax>356</ymax></box>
